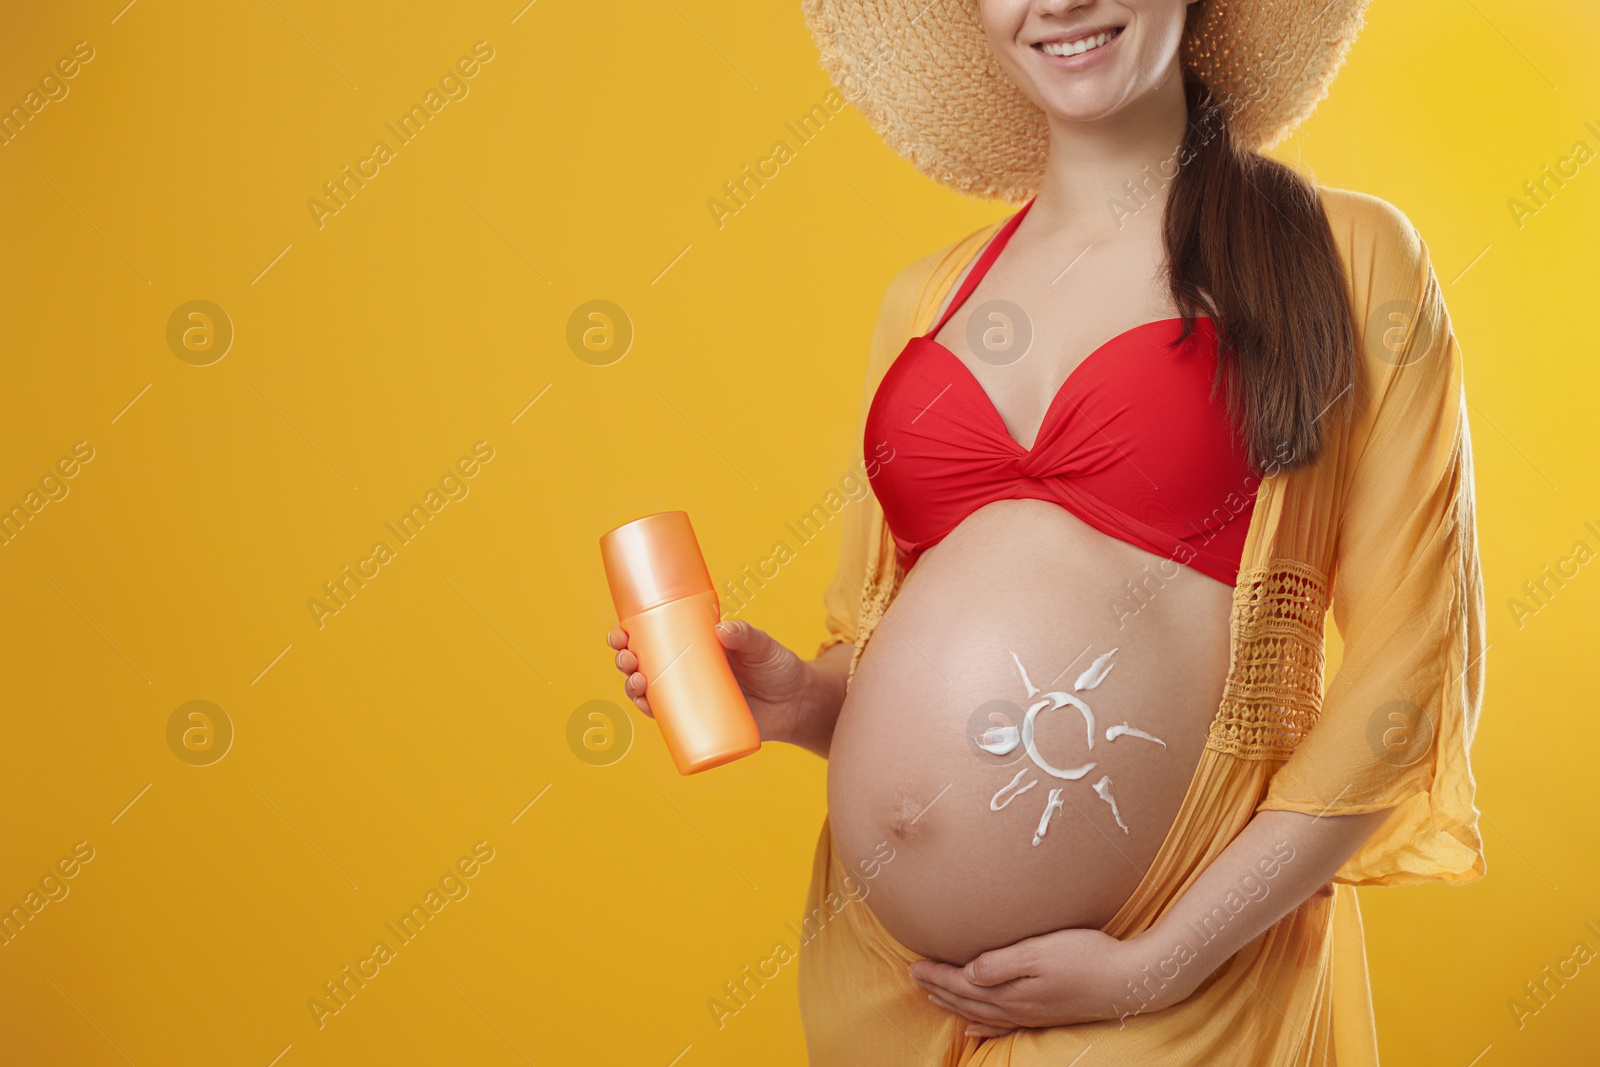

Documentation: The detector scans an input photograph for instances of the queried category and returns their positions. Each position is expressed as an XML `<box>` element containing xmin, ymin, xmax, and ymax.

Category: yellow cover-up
<box><xmin>798</xmin><ymin>187</ymin><xmax>1487</xmax><ymax>1066</ymax></box>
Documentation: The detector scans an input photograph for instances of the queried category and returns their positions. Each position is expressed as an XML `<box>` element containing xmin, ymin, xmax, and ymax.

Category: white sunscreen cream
<box><xmin>1032</xmin><ymin>788</ymin><xmax>1065</xmax><ymax>846</ymax></box>
<box><xmin>1010</xmin><ymin>649</ymin><xmax>1041</xmax><ymax>697</ymax></box>
<box><xmin>1074</xmin><ymin>647</ymin><xmax>1119</xmax><ymax>692</ymax></box>
<box><xmin>991</xmin><ymin>767</ymin><xmax>1039</xmax><ymax>811</ymax></box>
<box><xmin>1092</xmin><ymin>775</ymin><xmax>1130</xmax><ymax>834</ymax></box>
<box><xmin>989</xmin><ymin>647</ymin><xmax>1162</xmax><ymax>847</ymax></box>
<box><xmin>1104</xmin><ymin>722</ymin><xmax>1167</xmax><ymax>747</ymax></box>
<box><xmin>977</xmin><ymin>724</ymin><xmax>1021</xmax><ymax>755</ymax></box>
<box><xmin>1021</xmin><ymin>692</ymin><xmax>1098</xmax><ymax>780</ymax></box>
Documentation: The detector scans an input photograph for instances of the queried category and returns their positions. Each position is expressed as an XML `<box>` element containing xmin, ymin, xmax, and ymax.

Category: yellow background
<box><xmin>2</xmin><ymin>1</ymin><xmax>1596</xmax><ymax>1064</ymax></box>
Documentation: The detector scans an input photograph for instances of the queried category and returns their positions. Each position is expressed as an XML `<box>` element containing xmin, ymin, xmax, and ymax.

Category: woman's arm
<box><xmin>910</xmin><ymin>804</ymin><xmax>1392</xmax><ymax>1034</ymax></box>
<box><xmin>787</xmin><ymin>639</ymin><xmax>852</xmax><ymax>758</ymax></box>
<box><xmin>1113</xmin><ymin>806</ymin><xmax>1390</xmax><ymax>1013</ymax></box>
<box><xmin>713</xmin><ymin>622</ymin><xmax>852</xmax><ymax>759</ymax></box>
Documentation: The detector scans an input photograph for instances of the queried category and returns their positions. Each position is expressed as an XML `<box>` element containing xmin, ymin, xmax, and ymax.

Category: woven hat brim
<box><xmin>803</xmin><ymin>0</ymin><xmax>1369</xmax><ymax>204</ymax></box>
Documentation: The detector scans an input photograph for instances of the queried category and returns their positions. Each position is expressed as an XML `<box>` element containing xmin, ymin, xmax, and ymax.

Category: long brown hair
<box><xmin>1164</xmin><ymin>67</ymin><xmax>1359</xmax><ymax>474</ymax></box>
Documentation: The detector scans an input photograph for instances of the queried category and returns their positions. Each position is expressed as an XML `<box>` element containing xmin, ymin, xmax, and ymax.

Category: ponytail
<box><xmin>1163</xmin><ymin>67</ymin><xmax>1360</xmax><ymax>473</ymax></box>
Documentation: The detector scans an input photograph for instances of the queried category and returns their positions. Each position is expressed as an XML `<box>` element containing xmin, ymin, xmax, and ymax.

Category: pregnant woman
<box><xmin>609</xmin><ymin>0</ymin><xmax>1487</xmax><ymax>1062</ymax></box>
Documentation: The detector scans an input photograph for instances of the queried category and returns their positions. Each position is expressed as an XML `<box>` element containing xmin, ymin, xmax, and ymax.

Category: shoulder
<box><xmin>1315</xmin><ymin>184</ymin><xmax>1421</xmax><ymax>248</ymax></box>
<box><xmin>1315</xmin><ymin>185</ymin><xmax>1432</xmax><ymax>309</ymax></box>
<box><xmin>1314</xmin><ymin>186</ymin><xmax>1462</xmax><ymax>427</ymax></box>
<box><xmin>876</xmin><ymin>215</ymin><xmax>1009</xmax><ymax>337</ymax></box>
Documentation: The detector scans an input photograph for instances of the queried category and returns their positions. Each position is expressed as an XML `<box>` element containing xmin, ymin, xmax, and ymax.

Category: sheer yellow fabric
<box><xmin>801</xmin><ymin>187</ymin><xmax>1486</xmax><ymax>1065</ymax></box>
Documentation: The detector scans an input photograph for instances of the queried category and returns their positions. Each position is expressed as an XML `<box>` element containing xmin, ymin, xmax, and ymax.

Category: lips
<box><xmin>1034</xmin><ymin>25</ymin><xmax>1124</xmax><ymax>58</ymax></box>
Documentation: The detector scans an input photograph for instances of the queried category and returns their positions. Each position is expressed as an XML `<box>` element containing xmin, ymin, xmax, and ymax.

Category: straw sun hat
<box><xmin>801</xmin><ymin>0</ymin><xmax>1370</xmax><ymax>204</ymax></box>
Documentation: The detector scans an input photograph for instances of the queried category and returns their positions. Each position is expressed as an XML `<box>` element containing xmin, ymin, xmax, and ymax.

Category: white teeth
<box><xmin>1040</xmin><ymin>30</ymin><xmax>1117</xmax><ymax>57</ymax></box>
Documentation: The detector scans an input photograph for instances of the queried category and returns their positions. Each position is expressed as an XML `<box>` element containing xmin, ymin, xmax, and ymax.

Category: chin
<box><xmin>1011</xmin><ymin>31</ymin><xmax>1142</xmax><ymax>118</ymax></box>
<box><xmin>1033</xmin><ymin>82</ymin><xmax>1137</xmax><ymax>124</ymax></box>
<box><xmin>1021</xmin><ymin>74</ymin><xmax>1147</xmax><ymax>127</ymax></box>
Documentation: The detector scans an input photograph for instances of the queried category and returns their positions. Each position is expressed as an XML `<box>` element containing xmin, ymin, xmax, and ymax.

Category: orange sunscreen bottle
<box><xmin>599</xmin><ymin>511</ymin><xmax>761</xmax><ymax>774</ymax></box>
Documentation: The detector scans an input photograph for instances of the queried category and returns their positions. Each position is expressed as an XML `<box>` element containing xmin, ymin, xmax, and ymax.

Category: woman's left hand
<box><xmin>909</xmin><ymin>928</ymin><xmax>1179</xmax><ymax>1038</ymax></box>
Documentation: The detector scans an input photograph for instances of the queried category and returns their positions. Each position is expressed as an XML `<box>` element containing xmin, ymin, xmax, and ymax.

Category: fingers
<box><xmin>715</xmin><ymin>618</ymin><xmax>761</xmax><ymax>657</ymax></box>
<box><xmin>921</xmin><ymin>987</ymin><xmax>1014</xmax><ymax>1027</ymax></box>
<box><xmin>911</xmin><ymin>961</ymin><xmax>1011</xmax><ymax>1005</ymax></box>
<box><xmin>964</xmin><ymin>1022</ymin><xmax>1016</xmax><ymax>1040</ymax></box>
<box><xmin>908</xmin><ymin>960</ymin><xmax>962</xmax><ymax>987</ymax></box>
<box><xmin>605</xmin><ymin>627</ymin><xmax>652</xmax><ymax>715</ymax></box>
<box><xmin>624</xmin><ymin>672</ymin><xmax>653</xmax><ymax>718</ymax></box>
<box><xmin>714</xmin><ymin>618</ymin><xmax>786</xmax><ymax>670</ymax></box>
<box><xmin>964</xmin><ymin>945</ymin><xmax>1034</xmax><ymax>987</ymax></box>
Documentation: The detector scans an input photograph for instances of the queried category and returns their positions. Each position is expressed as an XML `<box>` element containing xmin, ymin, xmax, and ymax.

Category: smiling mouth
<box><xmin>1034</xmin><ymin>26</ymin><xmax>1124</xmax><ymax>57</ymax></box>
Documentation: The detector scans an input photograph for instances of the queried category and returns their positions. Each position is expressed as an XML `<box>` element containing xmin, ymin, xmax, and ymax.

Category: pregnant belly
<box><xmin>827</xmin><ymin>499</ymin><xmax>1235</xmax><ymax>964</ymax></box>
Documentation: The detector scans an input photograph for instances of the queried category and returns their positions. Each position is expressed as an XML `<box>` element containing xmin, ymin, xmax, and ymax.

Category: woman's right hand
<box><xmin>605</xmin><ymin>619</ymin><xmax>834</xmax><ymax>748</ymax></box>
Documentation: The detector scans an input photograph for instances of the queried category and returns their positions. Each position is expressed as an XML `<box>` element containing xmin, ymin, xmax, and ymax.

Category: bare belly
<box><xmin>827</xmin><ymin>500</ymin><xmax>1234</xmax><ymax>964</ymax></box>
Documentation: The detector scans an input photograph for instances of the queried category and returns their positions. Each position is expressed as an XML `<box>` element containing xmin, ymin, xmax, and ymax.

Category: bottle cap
<box><xmin>599</xmin><ymin>511</ymin><xmax>714</xmax><ymax>618</ymax></box>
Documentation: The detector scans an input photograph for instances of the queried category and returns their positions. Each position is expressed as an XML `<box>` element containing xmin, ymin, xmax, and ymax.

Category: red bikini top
<box><xmin>864</xmin><ymin>197</ymin><xmax>1259</xmax><ymax>586</ymax></box>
